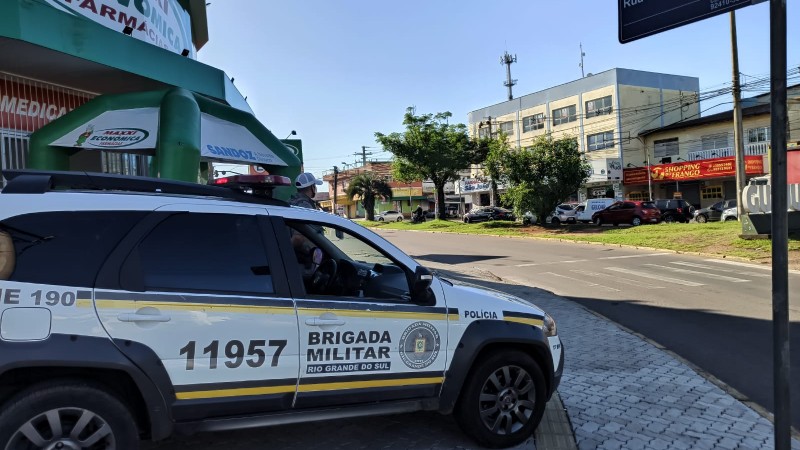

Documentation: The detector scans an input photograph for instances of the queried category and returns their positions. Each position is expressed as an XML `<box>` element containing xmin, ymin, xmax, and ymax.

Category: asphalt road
<box><xmin>373</xmin><ymin>228</ymin><xmax>800</xmax><ymax>430</ymax></box>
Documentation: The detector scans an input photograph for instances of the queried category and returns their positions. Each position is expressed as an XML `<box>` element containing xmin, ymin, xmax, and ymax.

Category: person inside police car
<box><xmin>290</xmin><ymin>172</ymin><xmax>323</xmax><ymax>210</ymax></box>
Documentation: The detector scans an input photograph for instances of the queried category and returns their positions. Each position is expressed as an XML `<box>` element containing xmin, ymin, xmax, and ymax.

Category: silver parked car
<box><xmin>377</xmin><ymin>210</ymin><xmax>404</xmax><ymax>222</ymax></box>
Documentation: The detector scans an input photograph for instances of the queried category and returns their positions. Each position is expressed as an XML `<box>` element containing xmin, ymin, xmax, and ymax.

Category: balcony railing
<box><xmin>687</xmin><ymin>142</ymin><xmax>769</xmax><ymax>161</ymax></box>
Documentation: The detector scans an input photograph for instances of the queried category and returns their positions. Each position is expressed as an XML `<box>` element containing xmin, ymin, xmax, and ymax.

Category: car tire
<box><xmin>0</xmin><ymin>381</ymin><xmax>139</xmax><ymax>450</ymax></box>
<box><xmin>663</xmin><ymin>215</ymin><xmax>675</xmax><ymax>223</ymax></box>
<box><xmin>454</xmin><ymin>350</ymin><xmax>546</xmax><ymax>448</ymax></box>
<box><xmin>724</xmin><ymin>217</ymin><xmax>736</xmax><ymax>222</ymax></box>
<box><xmin>551</xmin><ymin>218</ymin><xmax>560</xmax><ymax>226</ymax></box>
<box><xmin>465</xmin><ymin>217</ymin><xmax>471</xmax><ymax>224</ymax></box>
<box><xmin>396</xmin><ymin>217</ymin><xmax>403</xmax><ymax>222</ymax></box>
<box><xmin>631</xmin><ymin>216</ymin><xmax>642</xmax><ymax>226</ymax></box>
<box><xmin>377</xmin><ymin>217</ymin><xmax>384</xmax><ymax>222</ymax></box>
<box><xmin>594</xmin><ymin>217</ymin><xmax>603</xmax><ymax>226</ymax></box>
<box><xmin>696</xmin><ymin>214</ymin><xmax>708</xmax><ymax>223</ymax></box>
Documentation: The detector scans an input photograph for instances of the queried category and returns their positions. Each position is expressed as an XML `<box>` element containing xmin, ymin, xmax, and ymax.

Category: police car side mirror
<box><xmin>411</xmin><ymin>265</ymin><xmax>435</xmax><ymax>306</ymax></box>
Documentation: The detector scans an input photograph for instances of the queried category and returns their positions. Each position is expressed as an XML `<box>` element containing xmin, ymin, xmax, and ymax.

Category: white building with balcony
<box><xmin>627</xmin><ymin>86</ymin><xmax>800</xmax><ymax>208</ymax></box>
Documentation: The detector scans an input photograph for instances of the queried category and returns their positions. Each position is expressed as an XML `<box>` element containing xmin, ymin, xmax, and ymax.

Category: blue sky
<box><xmin>199</xmin><ymin>1</ymin><xmax>796</xmax><ymax>188</ymax></box>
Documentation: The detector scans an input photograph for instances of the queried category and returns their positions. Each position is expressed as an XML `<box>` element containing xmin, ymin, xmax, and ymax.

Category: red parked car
<box><xmin>591</xmin><ymin>201</ymin><xmax>661</xmax><ymax>226</ymax></box>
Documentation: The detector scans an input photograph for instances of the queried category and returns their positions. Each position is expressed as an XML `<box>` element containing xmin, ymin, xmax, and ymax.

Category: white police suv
<box><xmin>0</xmin><ymin>170</ymin><xmax>563</xmax><ymax>449</ymax></box>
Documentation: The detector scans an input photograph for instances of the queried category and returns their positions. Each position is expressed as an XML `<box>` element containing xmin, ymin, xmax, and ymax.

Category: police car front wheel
<box><xmin>0</xmin><ymin>382</ymin><xmax>139</xmax><ymax>450</ymax></box>
<box><xmin>455</xmin><ymin>351</ymin><xmax>546</xmax><ymax>448</ymax></box>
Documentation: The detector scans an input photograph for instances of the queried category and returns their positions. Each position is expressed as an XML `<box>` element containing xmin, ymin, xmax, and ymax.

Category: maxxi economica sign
<box><xmin>619</xmin><ymin>0</ymin><xmax>766</xmax><ymax>44</ymax></box>
<box><xmin>44</xmin><ymin>0</ymin><xmax>195</xmax><ymax>57</ymax></box>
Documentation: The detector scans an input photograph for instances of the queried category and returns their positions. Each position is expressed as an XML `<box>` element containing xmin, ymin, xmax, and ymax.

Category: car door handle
<box><xmin>117</xmin><ymin>313</ymin><xmax>171</xmax><ymax>323</ymax></box>
<box><xmin>305</xmin><ymin>317</ymin><xmax>345</xmax><ymax>327</ymax></box>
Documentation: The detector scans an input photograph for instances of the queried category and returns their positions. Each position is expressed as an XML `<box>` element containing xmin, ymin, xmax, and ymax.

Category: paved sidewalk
<box><xmin>435</xmin><ymin>266</ymin><xmax>800</xmax><ymax>450</ymax></box>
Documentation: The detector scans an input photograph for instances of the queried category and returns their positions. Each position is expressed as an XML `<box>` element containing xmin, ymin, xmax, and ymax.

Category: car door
<box><xmin>94</xmin><ymin>207</ymin><xmax>300</xmax><ymax>421</ymax></box>
<box><xmin>709</xmin><ymin>201</ymin><xmax>724</xmax><ymax>221</ymax></box>
<box><xmin>271</xmin><ymin>215</ymin><xmax>450</xmax><ymax>409</ymax></box>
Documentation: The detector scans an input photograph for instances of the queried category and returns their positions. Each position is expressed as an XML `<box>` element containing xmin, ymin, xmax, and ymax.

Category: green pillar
<box><xmin>157</xmin><ymin>88</ymin><xmax>201</xmax><ymax>182</ymax></box>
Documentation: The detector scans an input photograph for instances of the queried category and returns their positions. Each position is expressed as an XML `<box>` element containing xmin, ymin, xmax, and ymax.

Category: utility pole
<box><xmin>332</xmin><ymin>165</ymin><xmax>339</xmax><ymax>215</ymax></box>
<box><xmin>730</xmin><ymin>11</ymin><xmax>746</xmax><ymax>235</ymax></box>
<box><xmin>355</xmin><ymin>146</ymin><xmax>374</xmax><ymax>166</ymax></box>
<box><xmin>579</xmin><ymin>43</ymin><xmax>586</xmax><ymax>78</ymax></box>
<box><xmin>500</xmin><ymin>51</ymin><xmax>517</xmax><ymax>101</ymax></box>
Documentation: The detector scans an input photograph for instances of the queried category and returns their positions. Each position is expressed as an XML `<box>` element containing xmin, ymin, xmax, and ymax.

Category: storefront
<box><xmin>0</xmin><ymin>0</ymin><xmax>300</xmax><ymax>194</ymax></box>
<box><xmin>623</xmin><ymin>155</ymin><xmax>766</xmax><ymax>207</ymax></box>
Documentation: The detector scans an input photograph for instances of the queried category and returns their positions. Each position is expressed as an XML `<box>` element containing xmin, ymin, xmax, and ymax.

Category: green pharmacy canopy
<box><xmin>28</xmin><ymin>87</ymin><xmax>301</xmax><ymax>199</ymax></box>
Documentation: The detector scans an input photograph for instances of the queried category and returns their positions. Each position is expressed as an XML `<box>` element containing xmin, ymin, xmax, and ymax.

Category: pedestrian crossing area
<box><xmin>508</xmin><ymin>257</ymin><xmax>783</xmax><ymax>293</ymax></box>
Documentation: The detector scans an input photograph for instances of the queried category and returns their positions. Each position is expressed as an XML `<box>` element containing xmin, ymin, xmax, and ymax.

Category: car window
<box><xmin>712</xmin><ymin>201</ymin><xmax>723</xmax><ymax>209</ymax></box>
<box><xmin>284</xmin><ymin>221</ymin><xmax>411</xmax><ymax>301</ymax></box>
<box><xmin>641</xmin><ymin>202</ymin><xmax>657</xmax><ymax>209</ymax></box>
<box><xmin>622</xmin><ymin>202</ymin><xmax>636</xmax><ymax>209</ymax></box>
<box><xmin>134</xmin><ymin>213</ymin><xmax>274</xmax><ymax>295</ymax></box>
<box><xmin>0</xmin><ymin>211</ymin><xmax>147</xmax><ymax>287</ymax></box>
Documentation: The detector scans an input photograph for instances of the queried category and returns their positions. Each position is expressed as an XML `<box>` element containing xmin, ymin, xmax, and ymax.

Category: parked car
<box><xmin>694</xmin><ymin>199</ymin><xmax>737</xmax><ymax>223</ymax></box>
<box><xmin>721</xmin><ymin>206</ymin><xmax>738</xmax><ymax>221</ymax></box>
<box><xmin>654</xmin><ymin>199</ymin><xmax>695</xmax><ymax>223</ymax></box>
<box><xmin>574</xmin><ymin>198</ymin><xmax>616</xmax><ymax>223</ymax></box>
<box><xmin>592</xmin><ymin>200</ymin><xmax>661</xmax><ymax>226</ymax></box>
<box><xmin>463</xmin><ymin>206</ymin><xmax>515</xmax><ymax>223</ymax></box>
<box><xmin>545</xmin><ymin>203</ymin><xmax>577</xmax><ymax>225</ymax></box>
<box><xmin>376</xmin><ymin>210</ymin><xmax>404</xmax><ymax>222</ymax></box>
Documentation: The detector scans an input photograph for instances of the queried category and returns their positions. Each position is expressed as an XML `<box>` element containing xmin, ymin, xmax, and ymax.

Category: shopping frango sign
<box><xmin>623</xmin><ymin>156</ymin><xmax>764</xmax><ymax>184</ymax></box>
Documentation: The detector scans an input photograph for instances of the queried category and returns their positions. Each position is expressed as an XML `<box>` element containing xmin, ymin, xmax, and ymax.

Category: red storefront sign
<box><xmin>1</xmin><ymin>76</ymin><xmax>93</xmax><ymax>133</ymax></box>
<box><xmin>623</xmin><ymin>156</ymin><xmax>765</xmax><ymax>185</ymax></box>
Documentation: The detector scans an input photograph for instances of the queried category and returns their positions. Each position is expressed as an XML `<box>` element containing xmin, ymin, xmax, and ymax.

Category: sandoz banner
<box><xmin>200</xmin><ymin>114</ymin><xmax>287</xmax><ymax>166</ymax></box>
<box><xmin>44</xmin><ymin>0</ymin><xmax>195</xmax><ymax>58</ymax></box>
<box><xmin>50</xmin><ymin>108</ymin><xmax>159</xmax><ymax>150</ymax></box>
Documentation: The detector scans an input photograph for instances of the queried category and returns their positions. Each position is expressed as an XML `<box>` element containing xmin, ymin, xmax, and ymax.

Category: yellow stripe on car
<box><xmin>297</xmin><ymin>308</ymin><xmax>450</xmax><ymax>321</ymax></box>
<box><xmin>93</xmin><ymin>300</ymin><xmax>296</xmax><ymax>315</ymax></box>
<box><xmin>504</xmin><ymin>317</ymin><xmax>544</xmax><ymax>327</ymax></box>
<box><xmin>176</xmin><ymin>384</ymin><xmax>296</xmax><ymax>400</ymax></box>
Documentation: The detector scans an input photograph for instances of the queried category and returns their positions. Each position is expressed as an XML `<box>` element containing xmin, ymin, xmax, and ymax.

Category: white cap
<box><xmin>295</xmin><ymin>172</ymin><xmax>323</xmax><ymax>189</ymax></box>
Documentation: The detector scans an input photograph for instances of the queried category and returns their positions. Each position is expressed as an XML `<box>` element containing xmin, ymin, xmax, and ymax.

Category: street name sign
<box><xmin>619</xmin><ymin>0</ymin><xmax>767</xmax><ymax>44</ymax></box>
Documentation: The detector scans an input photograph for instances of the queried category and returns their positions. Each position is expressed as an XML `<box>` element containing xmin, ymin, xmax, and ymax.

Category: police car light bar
<box><xmin>213</xmin><ymin>175</ymin><xmax>292</xmax><ymax>188</ymax></box>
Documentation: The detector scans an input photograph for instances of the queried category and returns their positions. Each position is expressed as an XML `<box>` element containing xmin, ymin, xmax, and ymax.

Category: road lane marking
<box><xmin>605</xmin><ymin>267</ymin><xmax>705</xmax><ymax>287</ymax></box>
<box><xmin>541</xmin><ymin>272</ymin><xmax>621</xmax><ymax>292</ymax></box>
<box><xmin>670</xmin><ymin>261</ymin><xmax>771</xmax><ymax>278</ymax></box>
<box><xmin>570</xmin><ymin>269</ymin><xmax>666</xmax><ymax>289</ymax></box>
<box><xmin>597</xmin><ymin>253</ymin><xmax>671</xmax><ymax>260</ymax></box>
<box><xmin>642</xmin><ymin>264</ymin><xmax>750</xmax><ymax>283</ymax></box>
<box><xmin>516</xmin><ymin>259</ymin><xmax>587</xmax><ymax>267</ymax></box>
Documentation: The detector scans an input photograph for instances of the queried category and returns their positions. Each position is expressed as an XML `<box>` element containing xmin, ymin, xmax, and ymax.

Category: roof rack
<box><xmin>1</xmin><ymin>170</ymin><xmax>288</xmax><ymax>206</ymax></box>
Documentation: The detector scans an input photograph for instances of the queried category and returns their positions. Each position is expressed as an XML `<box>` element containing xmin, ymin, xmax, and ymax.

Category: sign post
<box><xmin>619</xmin><ymin>1</ymin><xmax>789</xmax><ymax>446</ymax></box>
<box><xmin>619</xmin><ymin>0</ymin><xmax>767</xmax><ymax>44</ymax></box>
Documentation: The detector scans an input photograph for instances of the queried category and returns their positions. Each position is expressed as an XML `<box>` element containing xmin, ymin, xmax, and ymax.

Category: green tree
<box><xmin>498</xmin><ymin>135</ymin><xmax>590</xmax><ymax>223</ymax></box>
<box><xmin>483</xmin><ymin>132</ymin><xmax>510</xmax><ymax>207</ymax></box>
<box><xmin>346</xmin><ymin>172</ymin><xmax>393</xmax><ymax>221</ymax></box>
<box><xmin>376</xmin><ymin>108</ymin><xmax>480</xmax><ymax>219</ymax></box>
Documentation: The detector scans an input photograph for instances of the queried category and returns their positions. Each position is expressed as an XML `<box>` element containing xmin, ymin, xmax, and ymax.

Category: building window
<box><xmin>522</xmin><ymin>113</ymin><xmax>545</xmax><ymax>132</ymax></box>
<box><xmin>654</xmin><ymin>138</ymin><xmax>679</xmax><ymax>158</ymax></box>
<box><xmin>552</xmin><ymin>105</ymin><xmax>577</xmax><ymax>126</ymax></box>
<box><xmin>701</xmin><ymin>133</ymin><xmax>729</xmax><ymax>150</ymax></box>
<box><xmin>628</xmin><ymin>192</ymin><xmax>645</xmax><ymax>201</ymax></box>
<box><xmin>478</xmin><ymin>127</ymin><xmax>489</xmax><ymax>139</ymax></box>
<box><xmin>499</xmin><ymin>121</ymin><xmax>514</xmax><ymax>135</ymax></box>
<box><xmin>585</xmin><ymin>96</ymin><xmax>613</xmax><ymax>117</ymax></box>
<box><xmin>747</xmin><ymin>127</ymin><xmax>770</xmax><ymax>143</ymax></box>
<box><xmin>701</xmin><ymin>186</ymin><xmax>723</xmax><ymax>200</ymax></box>
<box><xmin>587</xmin><ymin>131</ymin><xmax>615</xmax><ymax>151</ymax></box>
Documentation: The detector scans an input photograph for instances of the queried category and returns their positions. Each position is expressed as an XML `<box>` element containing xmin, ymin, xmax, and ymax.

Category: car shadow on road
<box><xmin>413</xmin><ymin>254</ymin><xmax>505</xmax><ymax>264</ymax></box>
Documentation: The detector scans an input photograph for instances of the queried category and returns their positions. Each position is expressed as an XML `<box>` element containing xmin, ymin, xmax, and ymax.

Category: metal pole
<box><xmin>730</xmin><ymin>11</ymin><xmax>747</xmax><ymax>234</ymax></box>
<box><xmin>333</xmin><ymin>166</ymin><xmax>339</xmax><ymax>215</ymax></box>
<box><xmin>769</xmin><ymin>0</ymin><xmax>790</xmax><ymax>448</ymax></box>
<box><xmin>646</xmin><ymin>154</ymin><xmax>652</xmax><ymax>201</ymax></box>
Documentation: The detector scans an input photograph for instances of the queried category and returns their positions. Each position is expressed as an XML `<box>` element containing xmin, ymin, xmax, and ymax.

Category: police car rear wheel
<box><xmin>455</xmin><ymin>351</ymin><xmax>546</xmax><ymax>448</ymax></box>
<box><xmin>0</xmin><ymin>382</ymin><xmax>139</xmax><ymax>450</ymax></box>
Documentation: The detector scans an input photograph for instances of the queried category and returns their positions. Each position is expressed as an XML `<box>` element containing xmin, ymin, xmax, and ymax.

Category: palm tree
<box><xmin>346</xmin><ymin>172</ymin><xmax>393</xmax><ymax>221</ymax></box>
